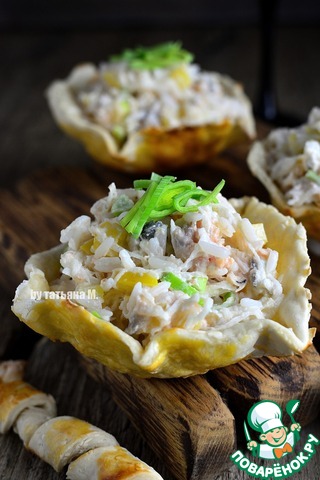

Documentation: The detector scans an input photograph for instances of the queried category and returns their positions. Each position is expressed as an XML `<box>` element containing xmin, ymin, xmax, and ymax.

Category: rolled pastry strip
<box><xmin>0</xmin><ymin>361</ymin><xmax>164</xmax><ymax>480</ymax></box>
<box><xmin>0</xmin><ymin>364</ymin><xmax>56</xmax><ymax>434</ymax></box>
<box><xmin>14</xmin><ymin>406</ymin><xmax>56</xmax><ymax>446</ymax></box>
<box><xmin>67</xmin><ymin>446</ymin><xmax>164</xmax><ymax>480</ymax></box>
<box><xmin>28</xmin><ymin>415</ymin><xmax>119</xmax><ymax>472</ymax></box>
<box><xmin>0</xmin><ymin>360</ymin><xmax>26</xmax><ymax>382</ymax></box>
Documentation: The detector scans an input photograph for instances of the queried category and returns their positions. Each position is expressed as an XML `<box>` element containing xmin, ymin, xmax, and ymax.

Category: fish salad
<box><xmin>41</xmin><ymin>176</ymin><xmax>283</xmax><ymax>342</ymax></box>
<box><xmin>70</xmin><ymin>42</ymin><xmax>255</xmax><ymax>147</ymax></box>
<box><xmin>12</xmin><ymin>174</ymin><xmax>313</xmax><ymax>377</ymax></box>
<box><xmin>264</xmin><ymin>107</ymin><xmax>320</xmax><ymax>208</ymax></box>
<box><xmin>47</xmin><ymin>42</ymin><xmax>255</xmax><ymax>174</ymax></box>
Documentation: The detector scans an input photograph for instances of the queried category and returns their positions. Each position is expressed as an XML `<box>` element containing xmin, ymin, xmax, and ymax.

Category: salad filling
<box><xmin>28</xmin><ymin>175</ymin><xmax>284</xmax><ymax>345</ymax></box>
<box><xmin>265</xmin><ymin>107</ymin><xmax>320</xmax><ymax>208</ymax></box>
<box><xmin>70</xmin><ymin>42</ymin><xmax>255</xmax><ymax>147</ymax></box>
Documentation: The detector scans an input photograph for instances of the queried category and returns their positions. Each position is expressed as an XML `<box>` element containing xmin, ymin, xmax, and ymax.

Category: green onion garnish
<box><xmin>162</xmin><ymin>274</ymin><xmax>208</xmax><ymax>306</ymax></box>
<box><xmin>306</xmin><ymin>170</ymin><xmax>320</xmax><ymax>186</ymax></box>
<box><xmin>213</xmin><ymin>291</ymin><xmax>236</xmax><ymax>309</ymax></box>
<box><xmin>91</xmin><ymin>310</ymin><xmax>103</xmax><ymax>319</ymax></box>
<box><xmin>193</xmin><ymin>277</ymin><xmax>208</xmax><ymax>293</ymax></box>
<box><xmin>110</xmin><ymin>42</ymin><xmax>194</xmax><ymax>71</ymax></box>
<box><xmin>111</xmin><ymin>194</ymin><xmax>134</xmax><ymax>216</ymax></box>
<box><xmin>120</xmin><ymin>173</ymin><xmax>225</xmax><ymax>238</ymax></box>
<box><xmin>162</xmin><ymin>272</ymin><xmax>198</xmax><ymax>296</ymax></box>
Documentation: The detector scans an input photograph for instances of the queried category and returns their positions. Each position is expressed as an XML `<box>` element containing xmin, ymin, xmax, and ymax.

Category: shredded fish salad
<box><xmin>265</xmin><ymin>107</ymin><xmax>320</xmax><ymax>207</ymax></box>
<box><xmin>71</xmin><ymin>42</ymin><xmax>251</xmax><ymax>146</ymax></box>
<box><xmin>50</xmin><ymin>175</ymin><xmax>283</xmax><ymax>344</ymax></box>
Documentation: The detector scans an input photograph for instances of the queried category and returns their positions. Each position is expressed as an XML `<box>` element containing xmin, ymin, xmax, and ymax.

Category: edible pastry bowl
<box><xmin>48</xmin><ymin>81</ymin><xmax>252</xmax><ymax>174</ymax></box>
<box><xmin>12</xmin><ymin>195</ymin><xmax>314</xmax><ymax>379</ymax></box>
<box><xmin>248</xmin><ymin>142</ymin><xmax>320</xmax><ymax>241</ymax></box>
<box><xmin>46</xmin><ymin>43</ymin><xmax>256</xmax><ymax>174</ymax></box>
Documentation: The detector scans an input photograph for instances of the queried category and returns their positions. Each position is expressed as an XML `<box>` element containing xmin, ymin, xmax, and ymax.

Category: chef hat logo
<box><xmin>248</xmin><ymin>400</ymin><xmax>284</xmax><ymax>433</ymax></box>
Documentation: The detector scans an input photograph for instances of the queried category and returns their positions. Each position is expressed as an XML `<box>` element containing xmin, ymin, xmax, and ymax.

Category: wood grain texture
<box><xmin>209</xmin><ymin>345</ymin><xmax>320</xmax><ymax>432</ymax></box>
<box><xmin>1</xmin><ymin>340</ymin><xmax>320</xmax><ymax>480</ymax></box>
<box><xmin>83</xmin><ymin>356</ymin><xmax>235</xmax><ymax>480</ymax></box>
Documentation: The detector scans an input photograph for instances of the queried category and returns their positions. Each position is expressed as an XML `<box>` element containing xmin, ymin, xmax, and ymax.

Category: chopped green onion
<box><xmin>91</xmin><ymin>310</ymin><xmax>103</xmax><ymax>319</ymax></box>
<box><xmin>154</xmin><ymin>180</ymin><xmax>196</xmax><ymax>214</ymax></box>
<box><xmin>110</xmin><ymin>42</ymin><xmax>194</xmax><ymax>71</ymax></box>
<box><xmin>162</xmin><ymin>273</ymin><xmax>208</xmax><ymax>298</ymax></box>
<box><xmin>197</xmin><ymin>179</ymin><xmax>226</xmax><ymax>206</ymax></box>
<box><xmin>111</xmin><ymin>194</ymin><xmax>134</xmax><ymax>216</ymax></box>
<box><xmin>162</xmin><ymin>272</ymin><xmax>198</xmax><ymax>296</ymax></box>
<box><xmin>193</xmin><ymin>277</ymin><xmax>208</xmax><ymax>293</ymax></box>
<box><xmin>133</xmin><ymin>176</ymin><xmax>175</xmax><ymax>236</ymax></box>
<box><xmin>111</xmin><ymin>125</ymin><xmax>127</xmax><ymax>143</ymax></box>
<box><xmin>213</xmin><ymin>291</ymin><xmax>236</xmax><ymax>309</ymax></box>
<box><xmin>151</xmin><ymin>172</ymin><xmax>165</xmax><ymax>182</ymax></box>
<box><xmin>306</xmin><ymin>170</ymin><xmax>320</xmax><ymax>186</ymax></box>
<box><xmin>222</xmin><ymin>291</ymin><xmax>236</xmax><ymax>307</ymax></box>
<box><xmin>120</xmin><ymin>173</ymin><xmax>225</xmax><ymax>238</ymax></box>
<box><xmin>133</xmin><ymin>179</ymin><xmax>153</xmax><ymax>189</ymax></box>
<box><xmin>118</xmin><ymin>99</ymin><xmax>131</xmax><ymax>116</ymax></box>
<box><xmin>121</xmin><ymin>180</ymin><xmax>159</xmax><ymax>235</ymax></box>
<box><xmin>173</xmin><ymin>188</ymin><xmax>210</xmax><ymax>213</ymax></box>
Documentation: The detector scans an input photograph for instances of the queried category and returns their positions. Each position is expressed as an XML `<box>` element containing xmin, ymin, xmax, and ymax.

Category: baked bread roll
<box><xmin>0</xmin><ymin>360</ymin><xmax>26</xmax><ymax>382</ymax></box>
<box><xmin>67</xmin><ymin>446</ymin><xmax>164</xmax><ymax>480</ymax></box>
<box><xmin>0</xmin><ymin>361</ymin><xmax>164</xmax><ymax>479</ymax></box>
<box><xmin>28</xmin><ymin>416</ymin><xmax>118</xmax><ymax>472</ymax></box>
<box><xmin>0</xmin><ymin>365</ymin><xmax>56</xmax><ymax>435</ymax></box>
<box><xmin>14</xmin><ymin>406</ymin><xmax>56</xmax><ymax>446</ymax></box>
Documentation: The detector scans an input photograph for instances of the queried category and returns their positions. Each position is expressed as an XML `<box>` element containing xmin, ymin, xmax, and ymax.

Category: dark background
<box><xmin>0</xmin><ymin>0</ymin><xmax>320</xmax><ymax>186</ymax></box>
<box><xmin>2</xmin><ymin>0</ymin><xmax>320</xmax><ymax>29</ymax></box>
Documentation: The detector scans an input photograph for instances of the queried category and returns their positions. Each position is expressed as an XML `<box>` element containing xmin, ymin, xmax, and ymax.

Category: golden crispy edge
<box><xmin>66</xmin><ymin>445</ymin><xmax>163</xmax><ymax>480</ymax></box>
<box><xmin>12</xmin><ymin>198</ymin><xmax>313</xmax><ymax>378</ymax></box>
<box><xmin>28</xmin><ymin>416</ymin><xmax>118</xmax><ymax>472</ymax></box>
<box><xmin>247</xmin><ymin>141</ymin><xmax>320</xmax><ymax>240</ymax></box>
<box><xmin>46</xmin><ymin>64</ymin><xmax>256</xmax><ymax>173</ymax></box>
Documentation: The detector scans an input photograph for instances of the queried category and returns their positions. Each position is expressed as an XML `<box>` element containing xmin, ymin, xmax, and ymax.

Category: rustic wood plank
<box><xmin>209</xmin><ymin>345</ymin><xmax>320</xmax><ymax>434</ymax></box>
<box><xmin>1</xmin><ymin>340</ymin><xmax>319</xmax><ymax>480</ymax></box>
<box><xmin>0</xmin><ymin>167</ymin><xmax>109</xmax><ymax>294</ymax></box>
<box><xmin>82</xmin><ymin>356</ymin><xmax>235</xmax><ymax>480</ymax></box>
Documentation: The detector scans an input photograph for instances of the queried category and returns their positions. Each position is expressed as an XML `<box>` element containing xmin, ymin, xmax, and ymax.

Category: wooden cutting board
<box><xmin>1</xmin><ymin>128</ymin><xmax>320</xmax><ymax>479</ymax></box>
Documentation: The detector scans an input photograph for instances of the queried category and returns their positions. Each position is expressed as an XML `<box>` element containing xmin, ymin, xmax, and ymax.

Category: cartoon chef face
<box><xmin>248</xmin><ymin>400</ymin><xmax>287</xmax><ymax>445</ymax></box>
<box><xmin>259</xmin><ymin>426</ymin><xmax>288</xmax><ymax>446</ymax></box>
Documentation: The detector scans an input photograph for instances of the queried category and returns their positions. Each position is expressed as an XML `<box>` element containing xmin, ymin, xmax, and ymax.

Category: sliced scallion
<box><xmin>111</xmin><ymin>42</ymin><xmax>194</xmax><ymax>71</ymax></box>
<box><xmin>213</xmin><ymin>291</ymin><xmax>236</xmax><ymax>309</ymax></box>
<box><xmin>120</xmin><ymin>173</ymin><xmax>225</xmax><ymax>238</ymax></box>
<box><xmin>193</xmin><ymin>277</ymin><xmax>208</xmax><ymax>293</ymax></box>
<box><xmin>306</xmin><ymin>169</ymin><xmax>320</xmax><ymax>186</ymax></box>
<box><xmin>162</xmin><ymin>272</ymin><xmax>198</xmax><ymax>296</ymax></box>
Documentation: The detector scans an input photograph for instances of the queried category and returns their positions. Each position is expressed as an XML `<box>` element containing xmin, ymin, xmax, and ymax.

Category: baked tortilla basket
<box><xmin>247</xmin><ymin>108</ymin><xmax>320</xmax><ymax>241</ymax></box>
<box><xmin>46</xmin><ymin>44</ymin><xmax>256</xmax><ymax>173</ymax></box>
<box><xmin>12</xmin><ymin>175</ymin><xmax>314</xmax><ymax>378</ymax></box>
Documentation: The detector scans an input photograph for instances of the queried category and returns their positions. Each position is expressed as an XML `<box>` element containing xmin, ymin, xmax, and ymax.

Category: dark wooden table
<box><xmin>1</xmin><ymin>28</ymin><xmax>320</xmax><ymax>480</ymax></box>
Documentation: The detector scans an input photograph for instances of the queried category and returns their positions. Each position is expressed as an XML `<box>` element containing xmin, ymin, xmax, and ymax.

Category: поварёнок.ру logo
<box><xmin>230</xmin><ymin>399</ymin><xmax>320</xmax><ymax>478</ymax></box>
